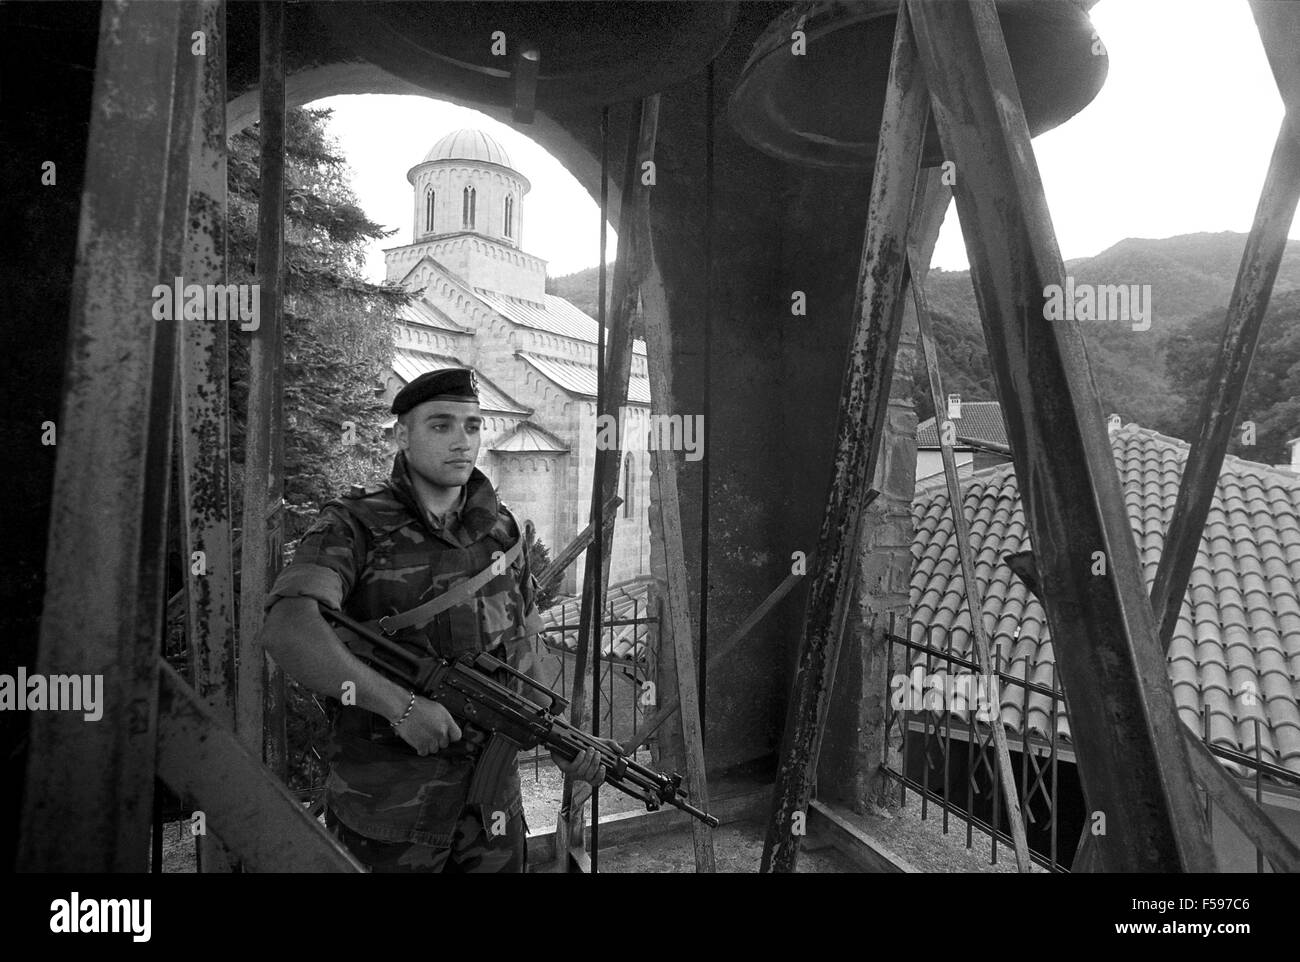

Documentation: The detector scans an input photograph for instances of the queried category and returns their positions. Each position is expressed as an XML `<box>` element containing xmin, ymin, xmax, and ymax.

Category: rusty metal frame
<box><xmin>157</xmin><ymin>662</ymin><xmax>363</xmax><ymax>871</ymax></box>
<box><xmin>761</xmin><ymin>3</ymin><xmax>929</xmax><ymax>874</ymax></box>
<box><xmin>909</xmin><ymin>241</ymin><xmax>1032</xmax><ymax>872</ymax></box>
<box><xmin>907</xmin><ymin>0</ymin><xmax>1215</xmax><ymax>871</ymax></box>
<box><xmin>17</xmin><ymin>0</ymin><xmax>202</xmax><ymax>872</ymax></box>
<box><xmin>1150</xmin><ymin>114</ymin><xmax>1300</xmax><ymax>651</ymax></box>
<box><xmin>236</xmin><ymin>0</ymin><xmax>286</xmax><ymax>766</ymax></box>
<box><xmin>176</xmin><ymin>0</ymin><xmax>238</xmax><ymax>873</ymax></box>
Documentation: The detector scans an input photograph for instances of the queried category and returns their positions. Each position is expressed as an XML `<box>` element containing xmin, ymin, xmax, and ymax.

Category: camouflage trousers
<box><xmin>326</xmin><ymin>806</ymin><xmax>527</xmax><ymax>873</ymax></box>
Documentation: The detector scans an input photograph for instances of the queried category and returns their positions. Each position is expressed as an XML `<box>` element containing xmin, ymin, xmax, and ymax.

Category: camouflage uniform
<box><xmin>266</xmin><ymin>451</ymin><xmax>542</xmax><ymax>872</ymax></box>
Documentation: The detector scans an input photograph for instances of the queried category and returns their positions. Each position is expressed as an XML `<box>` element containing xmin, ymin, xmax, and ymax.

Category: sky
<box><xmin>310</xmin><ymin>0</ymin><xmax>1296</xmax><ymax>283</ymax></box>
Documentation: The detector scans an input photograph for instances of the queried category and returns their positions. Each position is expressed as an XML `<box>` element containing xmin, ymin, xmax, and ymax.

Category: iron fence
<box><xmin>881</xmin><ymin>612</ymin><xmax>1300</xmax><ymax>872</ymax></box>
<box><xmin>522</xmin><ymin>595</ymin><xmax>658</xmax><ymax>778</ymax></box>
<box><xmin>881</xmin><ymin>613</ymin><xmax>1072</xmax><ymax>871</ymax></box>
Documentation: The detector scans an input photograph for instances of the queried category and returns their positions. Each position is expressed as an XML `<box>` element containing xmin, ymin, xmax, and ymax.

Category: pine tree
<box><xmin>223</xmin><ymin>107</ymin><xmax>408</xmax><ymax>794</ymax></box>
<box><xmin>227</xmin><ymin>106</ymin><xmax>408</xmax><ymax>544</ymax></box>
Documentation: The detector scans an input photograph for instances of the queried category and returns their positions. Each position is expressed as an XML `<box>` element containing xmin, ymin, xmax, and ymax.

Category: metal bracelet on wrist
<box><xmin>390</xmin><ymin>690</ymin><xmax>416</xmax><ymax>731</ymax></box>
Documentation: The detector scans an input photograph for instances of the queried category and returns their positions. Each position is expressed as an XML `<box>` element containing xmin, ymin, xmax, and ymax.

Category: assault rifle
<box><xmin>320</xmin><ymin>606</ymin><xmax>719</xmax><ymax>828</ymax></box>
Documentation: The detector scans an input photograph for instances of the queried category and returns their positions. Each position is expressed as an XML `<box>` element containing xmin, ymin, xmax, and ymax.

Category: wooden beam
<box><xmin>536</xmin><ymin>494</ymin><xmax>622</xmax><ymax>596</ymax></box>
<box><xmin>808</xmin><ymin>800</ymin><xmax>919</xmax><ymax>873</ymax></box>
<box><xmin>156</xmin><ymin>661</ymin><xmax>363</xmax><ymax>872</ymax></box>
<box><xmin>560</xmin><ymin>98</ymin><xmax>659</xmax><ymax>868</ymax></box>
<box><xmin>17</xmin><ymin>0</ymin><xmax>200</xmax><ymax>872</ymax></box>
<box><xmin>761</xmin><ymin>3</ymin><xmax>929</xmax><ymax>874</ymax></box>
<box><xmin>908</xmin><ymin>0</ymin><xmax>1216</xmax><ymax>871</ymax></box>
<box><xmin>625</xmin><ymin>545</ymin><xmax>830</xmax><ymax>754</ymax></box>
<box><xmin>910</xmin><ymin>243</ymin><xmax>1032</xmax><ymax>872</ymax></box>
<box><xmin>644</xmin><ymin>255</ymin><xmax>716</xmax><ymax>873</ymax></box>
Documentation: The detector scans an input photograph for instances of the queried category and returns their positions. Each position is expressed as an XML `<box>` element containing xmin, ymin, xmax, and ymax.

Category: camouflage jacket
<box><xmin>266</xmin><ymin>452</ymin><xmax>542</xmax><ymax>847</ymax></box>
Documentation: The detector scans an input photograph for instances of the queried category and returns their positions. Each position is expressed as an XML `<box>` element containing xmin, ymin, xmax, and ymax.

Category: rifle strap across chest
<box><xmin>375</xmin><ymin>520</ymin><xmax>532</xmax><ymax>636</ymax></box>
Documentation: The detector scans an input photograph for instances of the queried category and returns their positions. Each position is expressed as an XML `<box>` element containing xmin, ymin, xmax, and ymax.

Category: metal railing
<box><xmin>881</xmin><ymin>614</ymin><xmax>1071</xmax><ymax>871</ymax></box>
<box><xmin>881</xmin><ymin>612</ymin><xmax>1300</xmax><ymax>872</ymax></box>
<box><xmin>523</xmin><ymin>595</ymin><xmax>657</xmax><ymax>778</ymax></box>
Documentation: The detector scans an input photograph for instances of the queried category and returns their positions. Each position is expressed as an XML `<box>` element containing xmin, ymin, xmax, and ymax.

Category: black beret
<box><xmin>391</xmin><ymin>367</ymin><xmax>480</xmax><ymax>415</ymax></box>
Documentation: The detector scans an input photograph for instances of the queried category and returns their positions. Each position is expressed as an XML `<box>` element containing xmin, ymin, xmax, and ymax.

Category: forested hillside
<box><xmin>551</xmin><ymin>233</ymin><xmax>1300</xmax><ymax>463</ymax></box>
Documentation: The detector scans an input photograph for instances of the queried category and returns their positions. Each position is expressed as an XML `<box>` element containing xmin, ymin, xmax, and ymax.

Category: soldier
<box><xmin>260</xmin><ymin>367</ymin><xmax>615</xmax><ymax>872</ymax></box>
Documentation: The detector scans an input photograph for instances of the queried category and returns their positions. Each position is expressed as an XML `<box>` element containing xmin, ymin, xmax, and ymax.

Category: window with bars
<box><xmin>424</xmin><ymin>187</ymin><xmax>435</xmax><ymax>233</ymax></box>
<box><xmin>504</xmin><ymin>194</ymin><xmax>514</xmax><ymax>239</ymax></box>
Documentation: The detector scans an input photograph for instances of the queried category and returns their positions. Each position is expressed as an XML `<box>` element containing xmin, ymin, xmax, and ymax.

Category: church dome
<box><xmin>422</xmin><ymin>129</ymin><xmax>513</xmax><ymax>169</ymax></box>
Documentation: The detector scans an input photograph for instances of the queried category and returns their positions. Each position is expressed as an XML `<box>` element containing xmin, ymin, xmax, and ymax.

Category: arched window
<box><xmin>503</xmin><ymin>194</ymin><xmax>514</xmax><ymax>239</ymax></box>
<box><xmin>462</xmin><ymin>185</ymin><xmax>476</xmax><ymax>229</ymax></box>
<box><xmin>424</xmin><ymin>187</ymin><xmax>435</xmax><ymax>233</ymax></box>
<box><xmin>622</xmin><ymin>452</ymin><xmax>635</xmax><ymax>518</ymax></box>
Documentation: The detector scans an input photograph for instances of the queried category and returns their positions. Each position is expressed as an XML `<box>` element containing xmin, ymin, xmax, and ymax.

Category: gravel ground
<box><xmin>594</xmin><ymin>819</ymin><xmax>861</xmax><ymax>873</ymax></box>
<box><xmin>518</xmin><ymin>748</ymin><xmax>657</xmax><ymax>832</ymax></box>
<box><xmin>850</xmin><ymin>798</ymin><xmax>1051</xmax><ymax>873</ymax></box>
<box><xmin>161</xmin><ymin>769</ymin><xmax>1050</xmax><ymax>873</ymax></box>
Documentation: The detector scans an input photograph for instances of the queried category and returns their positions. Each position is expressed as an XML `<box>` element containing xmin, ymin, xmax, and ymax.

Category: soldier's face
<box><xmin>397</xmin><ymin>399</ymin><xmax>482</xmax><ymax>488</ymax></box>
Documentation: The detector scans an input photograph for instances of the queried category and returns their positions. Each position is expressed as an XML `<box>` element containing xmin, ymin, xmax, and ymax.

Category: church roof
<box><xmin>423</xmin><ymin>129</ymin><xmax>513</xmax><ymax>169</ymax></box>
<box><xmin>398</xmin><ymin>298</ymin><xmax>466</xmax><ymax>333</ymax></box>
<box><xmin>491</xmin><ymin>421</ymin><xmax>569</xmax><ymax>454</ymax></box>
<box><xmin>475</xmin><ymin>288</ymin><xmax>648</xmax><ymax>355</ymax></box>
<box><xmin>391</xmin><ymin>349</ymin><xmax>530</xmax><ymax>416</ymax></box>
<box><xmin>517</xmin><ymin>351</ymin><xmax>651</xmax><ymax>405</ymax></box>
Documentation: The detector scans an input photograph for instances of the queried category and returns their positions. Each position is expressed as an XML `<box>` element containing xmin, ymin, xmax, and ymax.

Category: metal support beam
<box><xmin>1010</xmin><ymin>553</ymin><xmax>1300</xmax><ymax>872</ymax></box>
<box><xmin>761</xmin><ymin>4</ymin><xmax>928</xmax><ymax>874</ymax></box>
<box><xmin>1150</xmin><ymin>116</ymin><xmax>1300</xmax><ymax>648</ymax></box>
<box><xmin>156</xmin><ymin>662</ymin><xmax>363</xmax><ymax>872</ymax></box>
<box><xmin>237</xmin><ymin>0</ymin><xmax>286</xmax><ymax>763</ymax></box>
<box><xmin>1249</xmin><ymin>1</ymin><xmax>1300</xmax><ymax>113</ymax></box>
<box><xmin>17</xmin><ymin>0</ymin><xmax>200</xmax><ymax>871</ymax></box>
<box><xmin>910</xmin><ymin>243</ymin><xmax>1032</xmax><ymax>872</ymax></box>
<box><xmin>177</xmin><ymin>0</ymin><xmax>237</xmax><ymax>873</ymax></box>
<box><xmin>907</xmin><ymin>0</ymin><xmax>1215</xmax><ymax>871</ymax></box>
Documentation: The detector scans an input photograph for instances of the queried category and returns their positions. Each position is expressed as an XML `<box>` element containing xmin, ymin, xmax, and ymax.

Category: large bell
<box><xmin>313</xmin><ymin>1</ymin><xmax>737</xmax><ymax>111</ymax></box>
<box><xmin>729</xmin><ymin>0</ymin><xmax>1108</xmax><ymax>169</ymax></box>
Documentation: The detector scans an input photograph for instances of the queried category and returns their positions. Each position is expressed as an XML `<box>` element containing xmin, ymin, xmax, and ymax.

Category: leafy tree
<box><xmin>1165</xmin><ymin>290</ymin><xmax>1300</xmax><ymax>464</ymax></box>
<box><xmin>528</xmin><ymin>537</ymin><xmax>557</xmax><ymax>612</ymax></box>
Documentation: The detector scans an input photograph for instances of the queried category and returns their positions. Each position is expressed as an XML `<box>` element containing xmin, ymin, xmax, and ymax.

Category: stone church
<box><xmin>380</xmin><ymin>128</ymin><xmax>652</xmax><ymax>595</ymax></box>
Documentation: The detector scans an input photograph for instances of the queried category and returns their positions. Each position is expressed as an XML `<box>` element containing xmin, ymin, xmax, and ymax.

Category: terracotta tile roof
<box><xmin>517</xmin><ymin>350</ymin><xmax>652</xmax><ymax>405</ymax></box>
<box><xmin>540</xmin><ymin>576</ymin><xmax>656</xmax><ymax>663</ymax></box>
<box><xmin>917</xmin><ymin>400</ymin><xmax>1007</xmax><ymax>448</ymax></box>
<box><xmin>909</xmin><ymin>424</ymin><xmax>1300</xmax><ymax>781</ymax></box>
<box><xmin>390</xmin><ymin>349</ymin><xmax>530</xmax><ymax>416</ymax></box>
<box><xmin>475</xmin><ymin>287</ymin><xmax>648</xmax><ymax>355</ymax></box>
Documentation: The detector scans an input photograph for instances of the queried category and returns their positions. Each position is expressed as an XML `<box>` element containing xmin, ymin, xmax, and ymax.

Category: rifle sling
<box><xmin>377</xmin><ymin>527</ymin><xmax>526</xmax><ymax>635</ymax></box>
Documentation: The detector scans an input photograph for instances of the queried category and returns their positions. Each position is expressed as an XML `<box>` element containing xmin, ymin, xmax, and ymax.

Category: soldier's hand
<box><xmin>395</xmin><ymin>697</ymin><xmax>463</xmax><ymax>756</ymax></box>
<box><xmin>555</xmin><ymin>738</ymin><xmax>625</xmax><ymax>787</ymax></box>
